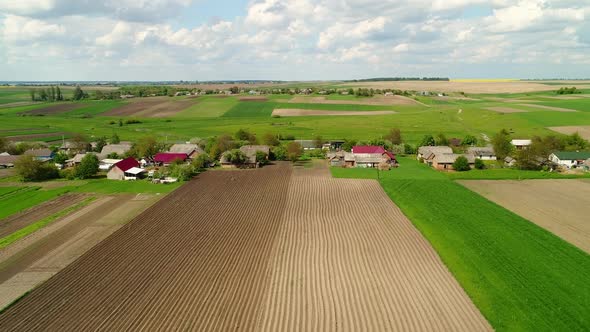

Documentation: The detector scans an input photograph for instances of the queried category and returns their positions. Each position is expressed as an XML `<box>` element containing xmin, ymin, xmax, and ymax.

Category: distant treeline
<box><xmin>345</xmin><ymin>77</ymin><xmax>450</xmax><ymax>82</ymax></box>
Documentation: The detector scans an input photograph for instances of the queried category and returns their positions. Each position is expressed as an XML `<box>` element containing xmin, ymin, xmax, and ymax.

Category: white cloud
<box><xmin>0</xmin><ymin>0</ymin><xmax>589</xmax><ymax>80</ymax></box>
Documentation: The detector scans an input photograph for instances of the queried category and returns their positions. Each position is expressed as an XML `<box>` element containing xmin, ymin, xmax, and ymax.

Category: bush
<box><xmin>474</xmin><ymin>158</ymin><xmax>485</xmax><ymax>170</ymax></box>
<box><xmin>192</xmin><ymin>153</ymin><xmax>212</xmax><ymax>170</ymax></box>
<box><xmin>15</xmin><ymin>154</ymin><xmax>59</xmax><ymax>182</ymax></box>
<box><xmin>453</xmin><ymin>156</ymin><xmax>471</xmax><ymax>172</ymax></box>
<box><xmin>169</xmin><ymin>163</ymin><xmax>196</xmax><ymax>181</ymax></box>
<box><xmin>286</xmin><ymin>142</ymin><xmax>303</xmax><ymax>161</ymax></box>
<box><xmin>75</xmin><ymin>154</ymin><xmax>99</xmax><ymax>179</ymax></box>
<box><xmin>271</xmin><ymin>146</ymin><xmax>287</xmax><ymax>160</ymax></box>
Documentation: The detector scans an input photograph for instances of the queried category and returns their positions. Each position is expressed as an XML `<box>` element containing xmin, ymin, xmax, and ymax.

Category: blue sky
<box><xmin>0</xmin><ymin>0</ymin><xmax>589</xmax><ymax>81</ymax></box>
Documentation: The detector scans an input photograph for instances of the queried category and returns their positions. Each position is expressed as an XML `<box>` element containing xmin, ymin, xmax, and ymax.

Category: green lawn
<box><xmin>0</xmin><ymin>186</ymin><xmax>71</xmax><ymax>220</ymax></box>
<box><xmin>332</xmin><ymin>157</ymin><xmax>590</xmax><ymax>331</ymax></box>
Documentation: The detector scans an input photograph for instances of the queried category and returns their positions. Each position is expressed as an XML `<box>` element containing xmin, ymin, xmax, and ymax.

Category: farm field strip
<box><xmin>272</xmin><ymin>108</ymin><xmax>396</xmax><ymax>117</ymax></box>
<box><xmin>289</xmin><ymin>95</ymin><xmax>419</xmax><ymax>106</ymax></box>
<box><xmin>0</xmin><ymin>194</ymin><xmax>157</xmax><ymax>310</ymax></box>
<box><xmin>484</xmin><ymin>106</ymin><xmax>528</xmax><ymax>113</ymax></box>
<box><xmin>459</xmin><ymin>179</ymin><xmax>590</xmax><ymax>254</ymax></box>
<box><xmin>257</xmin><ymin>170</ymin><xmax>490</xmax><ymax>331</ymax></box>
<box><xmin>0</xmin><ymin>166</ymin><xmax>293</xmax><ymax>330</ymax></box>
<box><xmin>548</xmin><ymin>125</ymin><xmax>590</xmax><ymax>140</ymax></box>
<box><xmin>517</xmin><ymin>103</ymin><xmax>578</xmax><ymax>112</ymax></box>
<box><xmin>0</xmin><ymin>193</ymin><xmax>88</xmax><ymax>239</ymax></box>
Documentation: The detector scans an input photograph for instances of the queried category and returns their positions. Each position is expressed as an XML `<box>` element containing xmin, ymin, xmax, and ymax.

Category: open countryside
<box><xmin>1</xmin><ymin>1</ymin><xmax>590</xmax><ymax>331</ymax></box>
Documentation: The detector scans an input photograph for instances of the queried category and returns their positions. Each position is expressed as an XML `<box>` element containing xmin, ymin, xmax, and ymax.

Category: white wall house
<box><xmin>549</xmin><ymin>152</ymin><xmax>590</xmax><ymax>168</ymax></box>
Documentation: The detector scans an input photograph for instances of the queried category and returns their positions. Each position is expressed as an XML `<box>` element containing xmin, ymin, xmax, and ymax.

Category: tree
<box><xmin>341</xmin><ymin>139</ymin><xmax>357</xmax><ymax>152</ymax></box>
<box><xmin>94</xmin><ymin>136</ymin><xmax>107</xmax><ymax>153</ymax></box>
<box><xmin>263</xmin><ymin>133</ymin><xmax>280</xmax><ymax>146</ymax></box>
<box><xmin>271</xmin><ymin>145</ymin><xmax>287</xmax><ymax>160</ymax></box>
<box><xmin>462</xmin><ymin>135</ymin><xmax>478</xmax><ymax>146</ymax></box>
<box><xmin>14</xmin><ymin>154</ymin><xmax>59</xmax><ymax>182</ymax></box>
<box><xmin>129</xmin><ymin>136</ymin><xmax>163</xmax><ymax>158</ymax></box>
<box><xmin>30</xmin><ymin>89</ymin><xmax>36</xmax><ymax>101</ymax></box>
<box><xmin>515</xmin><ymin>148</ymin><xmax>542</xmax><ymax>170</ymax></box>
<box><xmin>384</xmin><ymin>128</ymin><xmax>402</xmax><ymax>145</ymax></box>
<box><xmin>419</xmin><ymin>134</ymin><xmax>435</xmax><ymax>147</ymax></box>
<box><xmin>53</xmin><ymin>151</ymin><xmax>69</xmax><ymax>165</ymax></box>
<box><xmin>435</xmin><ymin>133</ymin><xmax>448</xmax><ymax>146</ymax></box>
<box><xmin>452</xmin><ymin>156</ymin><xmax>471</xmax><ymax>171</ymax></box>
<box><xmin>286</xmin><ymin>142</ymin><xmax>303</xmax><ymax>161</ymax></box>
<box><xmin>491</xmin><ymin>129</ymin><xmax>513</xmax><ymax>160</ymax></box>
<box><xmin>192</xmin><ymin>153</ymin><xmax>212</xmax><ymax>169</ymax></box>
<box><xmin>474</xmin><ymin>158</ymin><xmax>485</xmax><ymax>170</ymax></box>
<box><xmin>0</xmin><ymin>136</ymin><xmax>7</xmax><ymax>153</ymax></box>
<box><xmin>110</xmin><ymin>133</ymin><xmax>120</xmax><ymax>144</ymax></box>
<box><xmin>71</xmin><ymin>134</ymin><xmax>91</xmax><ymax>152</ymax></box>
<box><xmin>564</xmin><ymin>132</ymin><xmax>588</xmax><ymax>151</ymax></box>
<box><xmin>56</xmin><ymin>86</ymin><xmax>63</xmax><ymax>101</ymax></box>
<box><xmin>256</xmin><ymin>151</ymin><xmax>269</xmax><ymax>165</ymax></box>
<box><xmin>313</xmin><ymin>135</ymin><xmax>325</xmax><ymax>149</ymax></box>
<box><xmin>75</xmin><ymin>154</ymin><xmax>99</xmax><ymax>179</ymax></box>
<box><xmin>107</xmin><ymin>152</ymin><xmax>120</xmax><ymax>159</ymax></box>
<box><xmin>223</xmin><ymin>149</ymin><xmax>247</xmax><ymax>165</ymax></box>
<box><xmin>73</xmin><ymin>85</ymin><xmax>85</xmax><ymax>100</ymax></box>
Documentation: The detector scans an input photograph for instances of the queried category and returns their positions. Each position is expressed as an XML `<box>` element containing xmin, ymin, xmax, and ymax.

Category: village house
<box><xmin>107</xmin><ymin>157</ymin><xmax>145</xmax><ymax>181</ymax></box>
<box><xmin>511</xmin><ymin>139</ymin><xmax>532</xmax><ymax>150</ymax></box>
<box><xmin>154</xmin><ymin>153</ymin><xmax>189</xmax><ymax>166</ymax></box>
<box><xmin>295</xmin><ymin>140</ymin><xmax>318</xmax><ymax>150</ymax></box>
<box><xmin>99</xmin><ymin>158</ymin><xmax>123</xmax><ymax>171</ymax></box>
<box><xmin>66</xmin><ymin>153</ymin><xmax>94</xmax><ymax>167</ymax></box>
<box><xmin>504</xmin><ymin>156</ymin><xmax>516</xmax><ymax>167</ymax></box>
<box><xmin>432</xmin><ymin>153</ymin><xmax>475</xmax><ymax>171</ymax></box>
<box><xmin>330</xmin><ymin>146</ymin><xmax>396</xmax><ymax>168</ymax></box>
<box><xmin>220</xmin><ymin>145</ymin><xmax>270</xmax><ymax>168</ymax></box>
<box><xmin>25</xmin><ymin>148</ymin><xmax>54</xmax><ymax>162</ymax></box>
<box><xmin>467</xmin><ymin>146</ymin><xmax>497</xmax><ymax>160</ymax></box>
<box><xmin>100</xmin><ymin>143</ymin><xmax>133</xmax><ymax>158</ymax></box>
<box><xmin>0</xmin><ymin>154</ymin><xmax>19</xmax><ymax>168</ymax></box>
<box><xmin>417</xmin><ymin>146</ymin><xmax>453</xmax><ymax>165</ymax></box>
<box><xmin>549</xmin><ymin>151</ymin><xmax>590</xmax><ymax>169</ymax></box>
<box><xmin>168</xmin><ymin>143</ymin><xmax>203</xmax><ymax>159</ymax></box>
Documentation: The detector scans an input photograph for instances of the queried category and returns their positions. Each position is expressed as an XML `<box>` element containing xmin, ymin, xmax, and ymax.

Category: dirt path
<box><xmin>460</xmin><ymin>179</ymin><xmax>590</xmax><ymax>254</ymax></box>
<box><xmin>256</xmin><ymin>170</ymin><xmax>490</xmax><ymax>331</ymax></box>
<box><xmin>0</xmin><ymin>194</ymin><xmax>158</xmax><ymax>309</ymax></box>
<box><xmin>0</xmin><ymin>193</ymin><xmax>88</xmax><ymax>238</ymax></box>
<box><xmin>273</xmin><ymin>108</ymin><xmax>395</xmax><ymax>117</ymax></box>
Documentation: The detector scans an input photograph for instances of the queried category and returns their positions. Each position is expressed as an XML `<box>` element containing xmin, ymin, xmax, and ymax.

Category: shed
<box><xmin>549</xmin><ymin>151</ymin><xmax>590</xmax><ymax>168</ymax></box>
<box><xmin>107</xmin><ymin>157</ymin><xmax>141</xmax><ymax>181</ymax></box>
<box><xmin>168</xmin><ymin>144</ymin><xmax>203</xmax><ymax>158</ymax></box>
<box><xmin>467</xmin><ymin>146</ymin><xmax>497</xmax><ymax>160</ymax></box>
<box><xmin>432</xmin><ymin>154</ymin><xmax>475</xmax><ymax>171</ymax></box>
<box><xmin>154</xmin><ymin>153</ymin><xmax>189</xmax><ymax>166</ymax></box>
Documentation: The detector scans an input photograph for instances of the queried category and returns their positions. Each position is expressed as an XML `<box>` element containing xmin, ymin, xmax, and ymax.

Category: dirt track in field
<box><xmin>548</xmin><ymin>126</ymin><xmax>590</xmax><ymax>140</ymax></box>
<box><xmin>485</xmin><ymin>106</ymin><xmax>529</xmax><ymax>113</ymax></box>
<box><xmin>22</xmin><ymin>103</ymin><xmax>84</xmax><ymax>115</ymax></box>
<box><xmin>273</xmin><ymin>108</ymin><xmax>395</xmax><ymax>117</ymax></box>
<box><xmin>0</xmin><ymin>193</ymin><xmax>87</xmax><ymax>238</ymax></box>
<box><xmin>101</xmin><ymin>97</ymin><xmax>198</xmax><ymax>117</ymax></box>
<box><xmin>460</xmin><ymin>179</ymin><xmax>590</xmax><ymax>254</ymax></box>
<box><xmin>0</xmin><ymin>164</ymin><xmax>490</xmax><ymax>331</ymax></box>
<box><xmin>517</xmin><ymin>104</ymin><xmax>578</xmax><ymax>112</ymax></box>
<box><xmin>289</xmin><ymin>95</ymin><xmax>418</xmax><ymax>106</ymax></box>
<box><xmin>5</xmin><ymin>132</ymin><xmax>70</xmax><ymax>142</ymax></box>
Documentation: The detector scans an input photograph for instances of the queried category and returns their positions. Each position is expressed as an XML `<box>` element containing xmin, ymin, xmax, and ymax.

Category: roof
<box><xmin>168</xmin><ymin>143</ymin><xmax>203</xmax><ymax>155</ymax></box>
<box><xmin>0</xmin><ymin>155</ymin><xmax>19</xmax><ymax>165</ymax></box>
<box><xmin>239</xmin><ymin>145</ymin><xmax>270</xmax><ymax>158</ymax></box>
<box><xmin>100</xmin><ymin>144</ymin><xmax>132</xmax><ymax>156</ymax></box>
<box><xmin>352</xmin><ymin>146</ymin><xmax>385</xmax><ymax>154</ymax></box>
<box><xmin>25</xmin><ymin>148</ymin><xmax>53</xmax><ymax>157</ymax></box>
<box><xmin>125</xmin><ymin>167</ymin><xmax>145</xmax><ymax>175</ymax></box>
<box><xmin>0</xmin><ymin>152</ymin><xmax>10</xmax><ymax>156</ymax></box>
<box><xmin>67</xmin><ymin>153</ymin><xmax>91</xmax><ymax>163</ymax></box>
<box><xmin>113</xmin><ymin>157</ymin><xmax>140</xmax><ymax>172</ymax></box>
<box><xmin>418</xmin><ymin>146</ymin><xmax>453</xmax><ymax>156</ymax></box>
<box><xmin>100</xmin><ymin>158</ymin><xmax>123</xmax><ymax>164</ymax></box>
<box><xmin>467</xmin><ymin>146</ymin><xmax>495</xmax><ymax>155</ymax></box>
<box><xmin>434</xmin><ymin>153</ymin><xmax>475</xmax><ymax>164</ymax></box>
<box><xmin>511</xmin><ymin>139</ymin><xmax>532</xmax><ymax>146</ymax></box>
<box><xmin>552</xmin><ymin>151</ymin><xmax>590</xmax><ymax>161</ymax></box>
<box><xmin>355</xmin><ymin>153</ymin><xmax>388</xmax><ymax>163</ymax></box>
<box><xmin>384</xmin><ymin>151</ymin><xmax>396</xmax><ymax>160</ymax></box>
<box><xmin>295</xmin><ymin>140</ymin><xmax>317</xmax><ymax>149</ymax></box>
<box><xmin>154</xmin><ymin>153</ymin><xmax>188</xmax><ymax>163</ymax></box>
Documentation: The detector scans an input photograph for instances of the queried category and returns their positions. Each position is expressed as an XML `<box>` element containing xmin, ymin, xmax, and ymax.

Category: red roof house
<box><xmin>154</xmin><ymin>153</ymin><xmax>188</xmax><ymax>165</ymax></box>
<box><xmin>352</xmin><ymin>146</ymin><xmax>386</xmax><ymax>154</ymax></box>
<box><xmin>107</xmin><ymin>157</ymin><xmax>140</xmax><ymax>180</ymax></box>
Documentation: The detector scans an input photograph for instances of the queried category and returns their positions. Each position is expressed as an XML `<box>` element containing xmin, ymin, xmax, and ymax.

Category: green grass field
<box><xmin>332</xmin><ymin>158</ymin><xmax>590</xmax><ymax>331</ymax></box>
<box><xmin>0</xmin><ymin>87</ymin><xmax>589</xmax><ymax>145</ymax></box>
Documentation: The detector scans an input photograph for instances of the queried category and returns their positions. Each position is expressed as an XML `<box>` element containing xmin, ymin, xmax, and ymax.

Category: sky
<box><xmin>0</xmin><ymin>0</ymin><xmax>589</xmax><ymax>81</ymax></box>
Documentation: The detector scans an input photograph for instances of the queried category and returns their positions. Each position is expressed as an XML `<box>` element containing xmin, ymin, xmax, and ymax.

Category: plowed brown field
<box><xmin>101</xmin><ymin>97</ymin><xmax>198</xmax><ymax>117</ymax></box>
<box><xmin>0</xmin><ymin>164</ymin><xmax>490</xmax><ymax>331</ymax></box>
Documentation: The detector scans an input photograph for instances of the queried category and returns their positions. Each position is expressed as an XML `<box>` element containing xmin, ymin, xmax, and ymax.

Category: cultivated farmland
<box><xmin>460</xmin><ymin>179</ymin><xmax>590</xmax><ymax>254</ymax></box>
<box><xmin>548</xmin><ymin>125</ymin><xmax>590</xmax><ymax>140</ymax></box>
<box><xmin>0</xmin><ymin>164</ymin><xmax>490</xmax><ymax>331</ymax></box>
<box><xmin>272</xmin><ymin>108</ymin><xmax>396</xmax><ymax>117</ymax></box>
